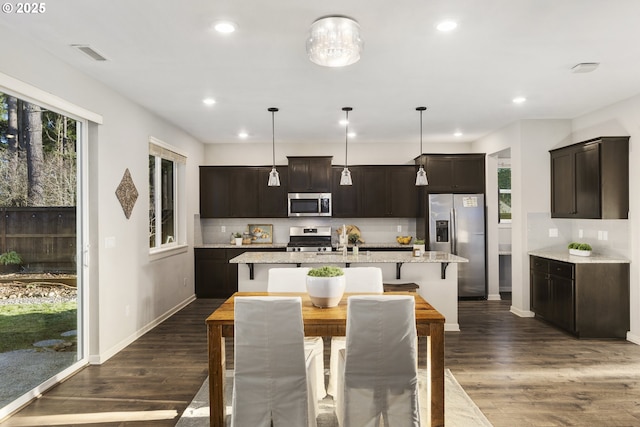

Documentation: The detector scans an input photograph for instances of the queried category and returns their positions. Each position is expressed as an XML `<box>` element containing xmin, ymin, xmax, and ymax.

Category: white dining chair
<box><xmin>335</xmin><ymin>295</ymin><xmax>420</xmax><ymax>427</ymax></box>
<box><xmin>232</xmin><ymin>296</ymin><xmax>318</xmax><ymax>427</ymax></box>
<box><xmin>326</xmin><ymin>267</ymin><xmax>384</xmax><ymax>397</ymax></box>
<box><xmin>267</xmin><ymin>267</ymin><xmax>326</xmax><ymax>401</ymax></box>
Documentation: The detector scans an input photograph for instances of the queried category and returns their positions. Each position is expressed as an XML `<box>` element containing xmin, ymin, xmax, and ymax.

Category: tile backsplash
<box><xmin>527</xmin><ymin>212</ymin><xmax>629</xmax><ymax>257</ymax></box>
<box><xmin>197</xmin><ymin>216</ymin><xmax>417</xmax><ymax>246</ymax></box>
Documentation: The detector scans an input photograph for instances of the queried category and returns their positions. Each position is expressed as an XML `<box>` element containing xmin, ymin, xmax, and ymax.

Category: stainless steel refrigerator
<box><xmin>428</xmin><ymin>193</ymin><xmax>486</xmax><ymax>298</ymax></box>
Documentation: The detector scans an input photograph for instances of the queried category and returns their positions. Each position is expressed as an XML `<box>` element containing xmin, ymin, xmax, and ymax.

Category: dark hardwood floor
<box><xmin>3</xmin><ymin>297</ymin><xmax>640</xmax><ymax>426</ymax></box>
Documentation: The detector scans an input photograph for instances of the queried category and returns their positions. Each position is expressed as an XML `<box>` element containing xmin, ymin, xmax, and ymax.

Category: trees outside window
<box><xmin>498</xmin><ymin>167</ymin><xmax>511</xmax><ymax>222</ymax></box>
<box><xmin>1</xmin><ymin>94</ymin><xmax>77</xmax><ymax>207</ymax></box>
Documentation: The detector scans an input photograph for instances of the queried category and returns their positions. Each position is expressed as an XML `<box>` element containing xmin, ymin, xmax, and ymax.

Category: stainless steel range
<box><xmin>286</xmin><ymin>226</ymin><xmax>333</xmax><ymax>252</ymax></box>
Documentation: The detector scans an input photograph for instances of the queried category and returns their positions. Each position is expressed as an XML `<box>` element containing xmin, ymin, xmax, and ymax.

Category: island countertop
<box><xmin>229</xmin><ymin>250</ymin><xmax>468</xmax><ymax>264</ymax></box>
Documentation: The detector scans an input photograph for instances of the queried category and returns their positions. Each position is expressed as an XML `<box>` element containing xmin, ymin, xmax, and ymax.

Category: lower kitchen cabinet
<box><xmin>195</xmin><ymin>247</ymin><xmax>285</xmax><ymax>298</ymax></box>
<box><xmin>529</xmin><ymin>255</ymin><xmax>629</xmax><ymax>338</ymax></box>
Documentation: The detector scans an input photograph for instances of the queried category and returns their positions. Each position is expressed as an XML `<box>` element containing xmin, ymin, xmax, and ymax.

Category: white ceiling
<box><xmin>2</xmin><ymin>0</ymin><xmax>640</xmax><ymax>146</ymax></box>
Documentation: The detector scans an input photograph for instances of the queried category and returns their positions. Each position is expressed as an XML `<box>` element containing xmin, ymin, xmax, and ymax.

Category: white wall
<box><xmin>473</xmin><ymin>120</ymin><xmax>573</xmax><ymax>316</ymax></box>
<box><xmin>0</xmin><ymin>27</ymin><xmax>205</xmax><ymax>362</ymax></box>
<box><xmin>204</xmin><ymin>141</ymin><xmax>473</xmax><ymax>165</ymax></box>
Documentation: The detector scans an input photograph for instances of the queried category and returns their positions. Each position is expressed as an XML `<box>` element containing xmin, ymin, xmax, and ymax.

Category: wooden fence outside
<box><xmin>0</xmin><ymin>207</ymin><xmax>76</xmax><ymax>272</ymax></box>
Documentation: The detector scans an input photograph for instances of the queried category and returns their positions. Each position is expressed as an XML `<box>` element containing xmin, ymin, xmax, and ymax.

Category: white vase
<box><xmin>569</xmin><ymin>248</ymin><xmax>591</xmax><ymax>257</ymax></box>
<box><xmin>306</xmin><ymin>275</ymin><xmax>346</xmax><ymax>308</ymax></box>
<box><xmin>235</xmin><ymin>238</ymin><xmax>243</xmax><ymax>246</ymax></box>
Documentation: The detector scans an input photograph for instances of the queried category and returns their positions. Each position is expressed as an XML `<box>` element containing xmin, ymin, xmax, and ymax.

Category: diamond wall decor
<box><xmin>115</xmin><ymin>168</ymin><xmax>138</xmax><ymax>219</ymax></box>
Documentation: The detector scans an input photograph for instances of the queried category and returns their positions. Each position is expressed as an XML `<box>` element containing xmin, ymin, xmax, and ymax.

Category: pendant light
<box><xmin>267</xmin><ymin>107</ymin><xmax>280</xmax><ymax>187</ymax></box>
<box><xmin>340</xmin><ymin>107</ymin><xmax>353</xmax><ymax>186</ymax></box>
<box><xmin>415</xmin><ymin>106</ymin><xmax>429</xmax><ymax>186</ymax></box>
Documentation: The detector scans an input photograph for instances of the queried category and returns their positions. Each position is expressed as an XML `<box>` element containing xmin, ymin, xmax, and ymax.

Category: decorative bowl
<box><xmin>396</xmin><ymin>236</ymin><xmax>412</xmax><ymax>245</ymax></box>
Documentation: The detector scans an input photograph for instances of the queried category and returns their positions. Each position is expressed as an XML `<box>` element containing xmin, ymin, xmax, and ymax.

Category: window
<box><xmin>498</xmin><ymin>166</ymin><xmax>511</xmax><ymax>223</ymax></box>
<box><xmin>149</xmin><ymin>137</ymin><xmax>186</xmax><ymax>251</ymax></box>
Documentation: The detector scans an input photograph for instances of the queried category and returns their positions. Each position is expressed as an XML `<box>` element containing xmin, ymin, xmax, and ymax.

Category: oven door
<box><xmin>288</xmin><ymin>193</ymin><xmax>331</xmax><ymax>217</ymax></box>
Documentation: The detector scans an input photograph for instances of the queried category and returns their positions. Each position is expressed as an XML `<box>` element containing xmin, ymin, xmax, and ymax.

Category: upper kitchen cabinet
<box><xmin>331</xmin><ymin>166</ymin><xmax>360</xmax><ymax>217</ymax></box>
<box><xmin>287</xmin><ymin>156</ymin><xmax>332</xmax><ymax>192</ymax></box>
<box><xmin>415</xmin><ymin>154</ymin><xmax>486</xmax><ymax>193</ymax></box>
<box><xmin>550</xmin><ymin>136</ymin><xmax>629</xmax><ymax>219</ymax></box>
<box><xmin>258</xmin><ymin>167</ymin><xmax>289</xmax><ymax>218</ymax></box>
<box><xmin>360</xmin><ymin>166</ymin><xmax>418</xmax><ymax>217</ymax></box>
<box><xmin>200</xmin><ymin>166</ymin><xmax>288</xmax><ymax>218</ymax></box>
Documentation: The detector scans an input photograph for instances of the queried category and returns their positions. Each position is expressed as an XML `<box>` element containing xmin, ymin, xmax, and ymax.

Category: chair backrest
<box><xmin>267</xmin><ymin>267</ymin><xmax>311</xmax><ymax>293</ymax></box>
<box><xmin>343</xmin><ymin>295</ymin><xmax>420</xmax><ymax>426</ymax></box>
<box><xmin>232</xmin><ymin>296</ymin><xmax>310</xmax><ymax>427</ymax></box>
<box><xmin>343</xmin><ymin>267</ymin><xmax>384</xmax><ymax>293</ymax></box>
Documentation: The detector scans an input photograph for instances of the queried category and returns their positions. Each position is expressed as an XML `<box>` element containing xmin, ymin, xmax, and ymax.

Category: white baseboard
<box><xmin>89</xmin><ymin>294</ymin><xmax>197</xmax><ymax>365</ymax></box>
<box><xmin>510</xmin><ymin>305</ymin><xmax>535</xmax><ymax>318</ymax></box>
<box><xmin>445</xmin><ymin>323</ymin><xmax>460</xmax><ymax>332</ymax></box>
<box><xmin>627</xmin><ymin>332</ymin><xmax>640</xmax><ymax>345</ymax></box>
<box><xmin>487</xmin><ymin>293</ymin><xmax>501</xmax><ymax>301</ymax></box>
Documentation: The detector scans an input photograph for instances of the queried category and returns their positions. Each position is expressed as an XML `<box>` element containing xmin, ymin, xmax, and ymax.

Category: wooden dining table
<box><xmin>206</xmin><ymin>292</ymin><xmax>446</xmax><ymax>427</ymax></box>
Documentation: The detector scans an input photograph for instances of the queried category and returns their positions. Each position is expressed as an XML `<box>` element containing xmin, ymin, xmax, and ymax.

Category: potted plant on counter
<box><xmin>568</xmin><ymin>242</ymin><xmax>592</xmax><ymax>257</ymax></box>
<box><xmin>306</xmin><ymin>266</ymin><xmax>346</xmax><ymax>308</ymax></box>
<box><xmin>233</xmin><ymin>232</ymin><xmax>243</xmax><ymax>246</ymax></box>
<box><xmin>413</xmin><ymin>239</ymin><xmax>426</xmax><ymax>256</ymax></box>
<box><xmin>0</xmin><ymin>250</ymin><xmax>22</xmax><ymax>274</ymax></box>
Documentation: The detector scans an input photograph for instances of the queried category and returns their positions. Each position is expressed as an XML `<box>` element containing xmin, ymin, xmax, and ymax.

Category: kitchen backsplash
<box><xmin>527</xmin><ymin>212</ymin><xmax>629</xmax><ymax>257</ymax></box>
<box><xmin>196</xmin><ymin>215</ymin><xmax>417</xmax><ymax>246</ymax></box>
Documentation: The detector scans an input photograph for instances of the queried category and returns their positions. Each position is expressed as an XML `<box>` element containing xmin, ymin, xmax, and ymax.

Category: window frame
<box><xmin>148</xmin><ymin>136</ymin><xmax>187</xmax><ymax>258</ymax></box>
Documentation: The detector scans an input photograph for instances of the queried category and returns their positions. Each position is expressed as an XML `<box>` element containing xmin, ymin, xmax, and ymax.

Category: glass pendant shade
<box><xmin>306</xmin><ymin>16</ymin><xmax>363</xmax><ymax>67</ymax></box>
<box><xmin>415</xmin><ymin>106</ymin><xmax>429</xmax><ymax>186</ymax></box>
<box><xmin>340</xmin><ymin>107</ymin><xmax>353</xmax><ymax>186</ymax></box>
<box><xmin>415</xmin><ymin>165</ymin><xmax>428</xmax><ymax>186</ymax></box>
<box><xmin>268</xmin><ymin>167</ymin><xmax>281</xmax><ymax>187</ymax></box>
<box><xmin>267</xmin><ymin>107</ymin><xmax>280</xmax><ymax>187</ymax></box>
<box><xmin>340</xmin><ymin>167</ymin><xmax>353</xmax><ymax>186</ymax></box>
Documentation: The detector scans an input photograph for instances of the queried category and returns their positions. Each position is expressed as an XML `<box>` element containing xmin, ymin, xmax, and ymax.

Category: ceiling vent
<box><xmin>571</xmin><ymin>62</ymin><xmax>599</xmax><ymax>73</ymax></box>
<box><xmin>71</xmin><ymin>44</ymin><xmax>108</xmax><ymax>61</ymax></box>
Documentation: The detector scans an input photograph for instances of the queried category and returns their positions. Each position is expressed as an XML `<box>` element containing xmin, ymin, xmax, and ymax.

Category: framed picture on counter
<box><xmin>248</xmin><ymin>224</ymin><xmax>273</xmax><ymax>244</ymax></box>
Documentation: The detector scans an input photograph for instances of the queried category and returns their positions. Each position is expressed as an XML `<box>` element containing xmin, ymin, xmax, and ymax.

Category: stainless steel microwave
<box><xmin>287</xmin><ymin>193</ymin><xmax>332</xmax><ymax>217</ymax></box>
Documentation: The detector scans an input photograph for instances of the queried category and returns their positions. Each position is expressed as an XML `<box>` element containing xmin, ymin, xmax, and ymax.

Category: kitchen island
<box><xmin>229</xmin><ymin>250</ymin><xmax>468</xmax><ymax>331</ymax></box>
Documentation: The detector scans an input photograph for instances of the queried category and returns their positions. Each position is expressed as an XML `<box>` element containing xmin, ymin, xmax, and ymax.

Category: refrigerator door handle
<box><xmin>450</xmin><ymin>208</ymin><xmax>458</xmax><ymax>255</ymax></box>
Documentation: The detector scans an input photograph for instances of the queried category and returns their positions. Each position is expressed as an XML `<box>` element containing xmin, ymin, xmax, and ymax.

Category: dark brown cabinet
<box><xmin>529</xmin><ymin>255</ymin><xmax>629</xmax><ymax>338</ymax></box>
<box><xmin>415</xmin><ymin>154</ymin><xmax>485</xmax><ymax>193</ymax></box>
<box><xmin>360</xmin><ymin>166</ymin><xmax>418</xmax><ymax>217</ymax></box>
<box><xmin>195</xmin><ymin>247</ymin><xmax>285</xmax><ymax>298</ymax></box>
<box><xmin>199</xmin><ymin>166</ymin><xmax>288</xmax><ymax>218</ymax></box>
<box><xmin>287</xmin><ymin>156</ymin><xmax>332</xmax><ymax>192</ymax></box>
<box><xmin>550</xmin><ymin>136</ymin><xmax>629</xmax><ymax>219</ymax></box>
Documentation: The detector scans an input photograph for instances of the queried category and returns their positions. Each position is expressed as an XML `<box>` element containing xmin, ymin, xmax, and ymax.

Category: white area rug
<box><xmin>176</xmin><ymin>369</ymin><xmax>492</xmax><ymax>427</ymax></box>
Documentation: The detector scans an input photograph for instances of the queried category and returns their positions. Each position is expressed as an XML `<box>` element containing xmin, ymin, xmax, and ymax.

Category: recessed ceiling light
<box><xmin>339</xmin><ymin>119</ymin><xmax>349</xmax><ymax>126</ymax></box>
<box><xmin>213</xmin><ymin>21</ymin><xmax>236</xmax><ymax>34</ymax></box>
<box><xmin>454</xmin><ymin>131</ymin><xmax>463</xmax><ymax>137</ymax></box>
<box><xmin>238</xmin><ymin>131</ymin><xmax>249</xmax><ymax>139</ymax></box>
<box><xmin>348</xmin><ymin>132</ymin><xmax>356</xmax><ymax>138</ymax></box>
<box><xmin>436</xmin><ymin>20</ymin><xmax>458</xmax><ymax>32</ymax></box>
<box><xmin>512</xmin><ymin>96</ymin><xmax>527</xmax><ymax>104</ymax></box>
<box><xmin>203</xmin><ymin>98</ymin><xmax>216</xmax><ymax>106</ymax></box>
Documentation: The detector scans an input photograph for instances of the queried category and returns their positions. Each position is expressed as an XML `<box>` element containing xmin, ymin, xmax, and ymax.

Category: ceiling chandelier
<box><xmin>306</xmin><ymin>16</ymin><xmax>363</xmax><ymax>67</ymax></box>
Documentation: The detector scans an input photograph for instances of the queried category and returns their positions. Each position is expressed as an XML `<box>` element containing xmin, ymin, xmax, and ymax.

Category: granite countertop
<box><xmin>195</xmin><ymin>242</ymin><xmax>417</xmax><ymax>250</ymax></box>
<box><xmin>229</xmin><ymin>250</ymin><xmax>468</xmax><ymax>264</ymax></box>
<box><xmin>528</xmin><ymin>249</ymin><xmax>630</xmax><ymax>264</ymax></box>
<box><xmin>196</xmin><ymin>243</ymin><xmax>288</xmax><ymax>249</ymax></box>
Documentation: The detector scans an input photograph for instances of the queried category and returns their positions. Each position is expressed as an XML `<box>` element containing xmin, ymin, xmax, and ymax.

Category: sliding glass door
<box><xmin>0</xmin><ymin>90</ymin><xmax>86</xmax><ymax>415</ymax></box>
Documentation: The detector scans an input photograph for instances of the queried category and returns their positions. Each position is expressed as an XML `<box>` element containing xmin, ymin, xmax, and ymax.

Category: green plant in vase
<box><xmin>306</xmin><ymin>266</ymin><xmax>345</xmax><ymax>308</ymax></box>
